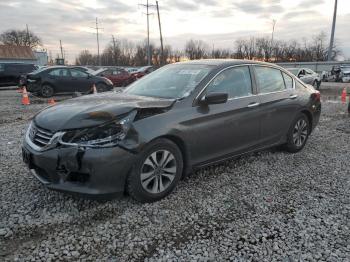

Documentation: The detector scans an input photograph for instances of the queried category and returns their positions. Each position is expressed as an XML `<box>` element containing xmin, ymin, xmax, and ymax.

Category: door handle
<box><xmin>289</xmin><ymin>94</ymin><xmax>298</xmax><ymax>99</ymax></box>
<box><xmin>247</xmin><ymin>102</ymin><xmax>260</xmax><ymax>108</ymax></box>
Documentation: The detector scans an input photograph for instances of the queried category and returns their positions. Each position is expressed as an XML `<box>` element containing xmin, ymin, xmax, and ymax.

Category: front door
<box><xmin>69</xmin><ymin>69</ymin><xmax>93</xmax><ymax>92</ymax></box>
<box><xmin>187</xmin><ymin>65</ymin><xmax>261</xmax><ymax>165</ymax></box>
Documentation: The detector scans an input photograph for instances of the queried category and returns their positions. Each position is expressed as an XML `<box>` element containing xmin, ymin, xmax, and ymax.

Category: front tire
<box><xmin>127</xmin><ymin>138</ymin><xmax>183</xmax><ymax>203</ymax></box>
<box><xmin>41</xmin><ymin>84</ymin><xmax>54</xmax><ymax>98</ymax></box>
<box><xmin>96</xmin><ymin>83</ymin><xmax>108</xmax><ymax>92</ymax></box>
<box><xmin>284</xmin><ymin>113</ymin><xmax>310</xmax><ymax>153</ymax></box>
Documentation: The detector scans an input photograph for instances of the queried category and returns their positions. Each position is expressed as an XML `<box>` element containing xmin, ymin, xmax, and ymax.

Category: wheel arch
<box><xmin>157</xmin><ymin>134</ymin><xmax>192</xmax><ymax>178</ymax></box>
<box><xmin>300</xmin><ymin>109</ymin><xmax>313</xmax><ymax>132</ymax></box>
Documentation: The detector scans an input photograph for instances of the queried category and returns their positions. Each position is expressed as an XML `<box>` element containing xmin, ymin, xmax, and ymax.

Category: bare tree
<box><xmin>0</xmin><ymin>29</ymin><xmax>42</xmax><ymax>49</ymax></box>
<box><xmin>75</xmin><ymin>50</ymin><xmax>94</xmax><ymax>65</ymax></box>
<box><xmin>185</xmin><ymin>39</ymin><xmax>208</xmax><ymax>60</ymax></box>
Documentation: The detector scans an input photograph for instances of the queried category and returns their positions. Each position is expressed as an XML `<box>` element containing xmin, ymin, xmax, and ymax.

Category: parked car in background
<box><xmin>23</xmin><ymin>66</ymin><xmax>113</xmax><ymax>97</ymax></box>
<box><xmin>287</xmin><ymin>68</ymin><xmax>321</xmax><ymax>90</ymax></box>
<box><xmin>0</xmin><ymin>63</ymin><xmax>37</xmax><ymax>86</ymax></box>
<box><xmin>322</xmin><ymin>65</ymin><xmax>343</xmax><ymax>83</ymax></box>
<box><xmin>340</xmin><ymin>66</ymin><xmax>350</xmax><ymax>83</ymax></box>
<box><xmin>131</xmin><ymin>65</ymin><xmax>155</xmax><ymax>79</ymax></box>
<box><xmin>22</xmin><ymin>59</ymin><xmax>321</xmax><ymax>202</ymax></box>
<box><xmin>93</xmin><ymin>67</ymin><xmax>136</xmax><ymax>87</ymax></box>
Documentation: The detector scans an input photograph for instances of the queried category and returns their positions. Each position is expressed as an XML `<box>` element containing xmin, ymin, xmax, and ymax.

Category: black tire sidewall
<box><xmin>285</xmin><ymin>113</ymin><xmax>310</xmax><ymax>153</ymax></box>
<box><xmin>127</xmin><ymin>138</ymin><xmax>183</xmax><ymax>203</ymax></box>
<box><xmin>41</xmin><ymin>84</ymin><xmax>54</xmax><ymax>98</ymax></box>
<box><xmin>96</xmin><ymin>83</ymin><xmax>107</xmax><ymax>92</ymax></box>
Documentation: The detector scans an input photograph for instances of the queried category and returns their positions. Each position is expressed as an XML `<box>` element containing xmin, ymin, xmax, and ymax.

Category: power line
<box><xmin>327</xmin><ymin>0</ymin><xmax>338</xmax><ymax>61</ymax></box>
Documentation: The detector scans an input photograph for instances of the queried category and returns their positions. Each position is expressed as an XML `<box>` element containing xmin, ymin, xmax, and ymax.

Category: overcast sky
<box><xmin>0</xmin><ymin>0</ymin><xmax>349</xmax><ymax>63</ymax></box>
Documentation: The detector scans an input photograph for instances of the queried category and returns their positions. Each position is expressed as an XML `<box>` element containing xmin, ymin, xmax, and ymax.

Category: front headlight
<box><xmin>60</xmin><ymin>111</ymin><xmax>136</xmax><ymax>147</ymax></box>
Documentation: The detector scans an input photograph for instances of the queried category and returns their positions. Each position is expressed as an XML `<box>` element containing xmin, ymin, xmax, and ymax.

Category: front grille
<box><xmin>29</xmin><ymin>124</ymin><xmax>54</xmax><ymax>147</ymax></box>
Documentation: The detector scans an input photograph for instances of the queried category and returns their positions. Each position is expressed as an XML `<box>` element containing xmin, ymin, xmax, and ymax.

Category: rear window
<box><xmin>49</xmin><ymin>69</ymin><xmax>70</xmax><ymax>77</ymax></box>
<box><xmin>255</xmin><ymin>66</ymin><xmax>286</xmax><ymax>93</ymax></box>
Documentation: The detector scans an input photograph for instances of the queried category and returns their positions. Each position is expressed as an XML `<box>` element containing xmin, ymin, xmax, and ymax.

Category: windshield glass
<box><xmin>287</xmin><ymin>69</ymin><xmax>299</xmax><ymax>76</ymax></box>
<box><xmin>124</xmin><ymin>64</ymin><xmax>213</xmax><ymax>99</ymax></box>
<box><xmin>31</xmin><ymin>67</ymin><xmax>48</xmax><ymax>74</ymax></box>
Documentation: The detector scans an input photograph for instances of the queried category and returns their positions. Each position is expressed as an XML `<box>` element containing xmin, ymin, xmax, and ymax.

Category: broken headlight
<box><xmin>60</xmin><ymin>111</ymin><xmax>136</xmax><ymax>147</ymax></box>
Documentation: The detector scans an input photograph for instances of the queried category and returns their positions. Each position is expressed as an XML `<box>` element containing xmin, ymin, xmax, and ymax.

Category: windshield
<box><xmin>31</xmin><ymin>67</ymin><xmax>48</xmax><ymax>74</ymax></box>
<box><xmin>124</xmin><ymin>64</ymin><xmax>213</xmax><ymax>99</ymax></box>
<box><xmin>287</xmin><ymin>69</ymin><xmax>299</xmax><ymax>76</ymax></box>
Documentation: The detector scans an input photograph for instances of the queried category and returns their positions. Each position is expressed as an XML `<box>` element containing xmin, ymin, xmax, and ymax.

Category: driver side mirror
<box><xmin>201</xmin><ymin>92</ymin><xmax>228</xmax><ymax>105</ymax></box>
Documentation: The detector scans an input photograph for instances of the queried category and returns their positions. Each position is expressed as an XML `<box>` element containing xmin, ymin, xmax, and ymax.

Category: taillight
<box><xmin>311</xmin><ymin>90</ymin><xmax>321</xmax><ymax>102</ymax></box>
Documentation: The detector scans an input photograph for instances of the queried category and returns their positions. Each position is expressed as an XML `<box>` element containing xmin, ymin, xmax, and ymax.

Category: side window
<box><xmin>112</xmin><ymin>70</ymin><xmax>122</xmax><ymax>75</ymax></box>
<box><xmin>100</xmin><ymin>70</ymin><xmax>111</xmax><ymax>76</ymax></box>
<box><xmin>305</xmin><ymin>69</ymin><xmax>314</xmax><ymax>75</ymax></box>
<box><xmin>0</xmin><ymin>64</ymin><xmax>4</xmax><ymax>72</ymax></box>
<box><xmin>71</xmin><ymin>69</ymin><xmax>88</xmax><ymax>78</ymax></box>
<box><xmin>206</xmin><ymin>66</ymin><xmax>252</xmax><ymax>99</ymax></box>
<box><xmin>49</xmin><ymin>69</ymin><xmax>69</xmax><ymax>77</ymax></box>
<box><xmin>255</xmin><ymin>66</ymin><xmax>286</xmax><ymax>93</ymax></box>
<box><xmin>282</xmin><ymin>72</ymin><xmax>294</xmax><ymax>89</ymax></box>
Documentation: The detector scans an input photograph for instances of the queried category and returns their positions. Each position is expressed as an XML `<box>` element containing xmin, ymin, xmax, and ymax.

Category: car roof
<box><xmin>175</xmin><ymin>59</ymin><xmax>278</xmax><ymax>67</ymax></box>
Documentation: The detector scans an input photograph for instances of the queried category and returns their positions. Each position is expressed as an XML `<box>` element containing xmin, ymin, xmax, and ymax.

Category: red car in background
<box><xmin>130</xmin><ymin>66</ymin><xmax>155</xmax><ymax>79</ymax></box>
<box><xmin>93</xmin><ymin>67</ymin><xmax>136</xmax><ymax>87</ymax></box>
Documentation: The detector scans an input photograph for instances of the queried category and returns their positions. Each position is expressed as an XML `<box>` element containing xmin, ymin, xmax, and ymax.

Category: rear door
<box><xmin>188</xmin><ymin>65</ymin><xmax>261</xmax><ymax>164</ymax></box>
<box><xmin>47</xmin><ymin>68</ymin><xmax>71</xmax><ymax>92</ymax></box>
<box><xmin>253</xmin><ymin>66</ymin><xmax>299</xmax><ymax>146</ymax></box>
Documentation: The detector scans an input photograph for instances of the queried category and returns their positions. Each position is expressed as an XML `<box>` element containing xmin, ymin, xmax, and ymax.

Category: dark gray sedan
<box><xmin>22</xmin><ymin>60</ymin><xmax>321</xmax><ymax>202</ymax></box>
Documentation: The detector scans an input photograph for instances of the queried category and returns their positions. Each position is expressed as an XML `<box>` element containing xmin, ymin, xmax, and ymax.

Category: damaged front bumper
<box><xmin>22</xmin><ymin>139</ymin><xmax>136</xmax><ymax>199</ymax></box>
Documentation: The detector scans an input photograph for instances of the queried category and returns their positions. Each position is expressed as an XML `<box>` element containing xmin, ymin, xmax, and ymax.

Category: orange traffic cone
<box><xmin>92</xmin><ymin>84</ymin><xmax>97</xmax><ymax>94</ymax></box>
<box><xmin>341</xmin><ymin>88</ymin><xmax>347</xmax><ymax>104</ymax></box>
<box><xmin>21</xmin><ymin>87</ymin><xmax>30</xmax><ymax>105</ymax></box>
<box><xmin>48</xmin><ymin>98</ymin><xmax>56</xmax><ymax>105</ymax></box>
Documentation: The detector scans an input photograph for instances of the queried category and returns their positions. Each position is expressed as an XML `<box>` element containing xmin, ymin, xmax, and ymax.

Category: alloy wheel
<box><xmin>41</xmin><ymin>85</ymin><xmax>53</xmax><ymax>97</ymax></box>
<box><xmin>292</xmin><ymin>119</ymin><xmax>308</xmax><ymax>147</ymax></box>
<box><xmin>140</xmin><ymin>150</ymin><xmax>177</xmax><ymax>194</ymax></box>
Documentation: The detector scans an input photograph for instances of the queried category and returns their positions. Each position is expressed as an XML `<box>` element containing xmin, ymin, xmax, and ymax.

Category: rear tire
<box><xmin>127</xmin><ymin>138</ymin><xmax>183</xmax><ymax>203</ymax></box>
<box><xmin>284</xmin><ymin>113</ymin><xmax>310</xmax><ymax>153</ymax></box>
<box><xmin>41</xmin><ymin>84</ymin><xmax>54</xmax><ymax>98</ymax></box>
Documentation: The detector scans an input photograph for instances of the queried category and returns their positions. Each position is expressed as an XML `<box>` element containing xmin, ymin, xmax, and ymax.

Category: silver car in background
<box><xmin>287</xmin><ymin>68</ymin><xmax>321</xmax><ymax>90</ymax></box>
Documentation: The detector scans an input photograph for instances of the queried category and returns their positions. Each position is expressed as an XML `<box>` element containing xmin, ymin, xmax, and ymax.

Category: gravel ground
<box><xmin>0</xmin><ymin>89</ymin><xmax>349</xmax><ymax>261</ymax></box>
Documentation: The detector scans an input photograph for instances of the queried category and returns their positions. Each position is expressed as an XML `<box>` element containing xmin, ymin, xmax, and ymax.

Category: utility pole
<box><xmin>139</xmin><ymin>0</ymin><xmax>155</xmax><ymax>65</ymax></box>
<box><xmin>96</xmin><ymin>17</ymin><xmax>101</xmax><ymax>66</ymax></box>
<box><xmin>26</xmin><ymin>24</ymin><xmax>30</xmax><ymax>47</ymax></box>
<box><xmin>59</xmin><ymin>40</ymin><xmax>64</xmax><ymax>59</ymax></box>
<box><xmin>271</xmin><ymin>19</ymin><xmax>277</xmax><ymax>61</ymax></box>
<box><xmin>112</xmin><ymin>35</ymin><xmax>117</xmax><ymax>65</ymax></box>
<box><xmin>156</xmin><ymin>1</ymin><xmax>164</xmax><ymax>65</ymax></box>
<box><xmin>327</xmin><ymin>0</ymin><xmax>338</xmax><ymax>61</ymax></box>
<box><xmin>271</xmin><ymin>19</ymin><xmax>276</xmax><ymax>43</ymax></box>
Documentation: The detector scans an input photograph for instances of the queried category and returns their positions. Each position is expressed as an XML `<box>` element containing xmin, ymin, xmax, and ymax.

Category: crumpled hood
<box><xmin>34</xmin><ymin>92</ymin><xmax>175</xmax><ymax>132</ymax></box>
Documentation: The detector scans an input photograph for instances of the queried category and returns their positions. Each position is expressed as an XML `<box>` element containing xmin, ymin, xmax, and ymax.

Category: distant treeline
<box><xmin>76</xmin><ymin>31</ymin><xmax>341</xmax><ymax>66</ymax></box>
